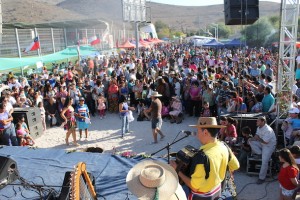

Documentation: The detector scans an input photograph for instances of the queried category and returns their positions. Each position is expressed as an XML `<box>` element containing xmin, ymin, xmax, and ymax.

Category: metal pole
<box><xmin>135</xmin><ymin>22</ymin><xmax>139</xmax><ymax>57</ymax></box>
<box><xmin>75</xmin><ymin>28</ymin><xmax>78</xmax><ymax>43</ymax></box>
<box><xmin>216</xmin><ymin>24</ymin><xmax>219</xmax><ymax>41</ymax></box>
<box><xmin>15</xmin><ymin>28</ymin><xmax>22</xmax><ymax>58</ymax></box>
<box><xmin>63</xmin><ymin>28</ymin><xmax>67</xmax><ymax>48</ymax></box>
<box><xmin>50</xmin><ymin>28</ymin><xmax>55</xmax><ymax>53</ymax></box>
<box><xmin>0</xmin><ymin>0</ymin><xmax>2</xmax><ymax>44</ymax></box>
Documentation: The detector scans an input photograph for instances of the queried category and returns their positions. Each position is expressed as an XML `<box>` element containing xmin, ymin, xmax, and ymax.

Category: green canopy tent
<box><xmin>0</xmin><ymin>46</ymin><xmax>99</xmax><ymax>73</ymax></box>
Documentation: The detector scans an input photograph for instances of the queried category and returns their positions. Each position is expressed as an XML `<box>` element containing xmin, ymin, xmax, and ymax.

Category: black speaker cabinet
<box><xmin>0</xmin><ymin>156</ymin><xmax>18</xmax><ymax>189</ymax></box>
<box><xmin>221</xmin><ymin>113</ymin><xmax>265</xmax><ymax>135</ymax></box>
<box><xmin>224</xmin><ymin>0</ymin><xmax>259</xmax><ymax>25</ymax></box>
<box><xmin>12</xmin><ymin>107</ymin><xmax>43</xmax><ymax>139</ymax></box>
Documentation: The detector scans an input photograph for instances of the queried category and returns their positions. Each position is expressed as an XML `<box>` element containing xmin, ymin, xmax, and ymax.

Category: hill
<box><xmin>2</xmin><ymin>0</ymin><xmax>281</xmax><ymax>30</ymax></box>
<box><xmin>57</xmin><ymin>0</ymin><xmax>281</xmax><ymax>30</ymax></box>
<box><xmin>2</xmin><ymin>0</ymin><xmax>87</xmax><ymax>25</ymax></box>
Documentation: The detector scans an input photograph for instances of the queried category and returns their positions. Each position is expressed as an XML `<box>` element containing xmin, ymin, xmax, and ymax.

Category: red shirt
<box><xmin>278</xmin><ymin>165</ymin><xmax>299</xmax><ymax>190</ymax></box>
<box><xmin>225</xmin><ymin>124</ymin><xmax>237</xmax><ymax>138</ymax></box>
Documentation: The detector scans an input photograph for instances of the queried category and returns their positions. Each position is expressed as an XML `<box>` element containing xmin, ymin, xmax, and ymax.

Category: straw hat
<box><xmin>151</xmin><ymin>91</ymin><xmax>162</xmax><ymax>97</ymax></box>
<box><xmin>190</xmin><ymin>117</ymin><xmax>226</xmax><ymax>129</ymax></box>
<box><xmin>126</xmin><ymin>160</ymin><xmax>182</xmax><ymax>200</ymax></box>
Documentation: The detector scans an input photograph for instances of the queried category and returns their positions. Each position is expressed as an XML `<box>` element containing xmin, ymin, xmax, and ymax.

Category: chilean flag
<box><xmin>24</xmin><ymin>37</ymin><xmax>40</xmax><ymax>53</ymax></box>
<box><xmin>89</xmin><ymin>35</ymin><xmax>100</xmax><ymax>46</ymax></box>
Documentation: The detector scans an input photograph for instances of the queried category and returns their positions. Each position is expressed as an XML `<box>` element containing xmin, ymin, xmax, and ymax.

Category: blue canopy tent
<box><xmin>224</xmin><ymin>38</ymin><xmax>245</xmax><ymax>48</ymax></box>
<box><xmin>202</xmin><ymin>39</ymin><xmax>224</xmax><ymax>47</ymax></box>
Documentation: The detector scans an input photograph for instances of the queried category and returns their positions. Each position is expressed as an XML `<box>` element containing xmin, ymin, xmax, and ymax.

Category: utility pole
<box><xmin>0</xmin><ymin>0</ymin><xmax>2</xmax><ymax>44</ymax></box>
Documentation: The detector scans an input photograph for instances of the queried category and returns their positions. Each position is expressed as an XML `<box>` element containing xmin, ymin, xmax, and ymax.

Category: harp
<box><xmin>70</xmin><ymin>162</ymin><xmax>97</xmax><ymax>200</ymax></box>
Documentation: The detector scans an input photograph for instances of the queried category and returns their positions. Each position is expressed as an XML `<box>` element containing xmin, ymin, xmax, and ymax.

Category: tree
<box><xmin>241</xmin><ymin>18</ymin><xmax>274</xmax><ymax>47</ymax></box>
<box><xmin>154</xmin><ymin>20</ymin><xmax>168</xmax><ymax>33</ymax></box>
<box><xmin>207</xmin><ymin>24</ymin><xmax>231</xmax><ymax>39</ymax></box>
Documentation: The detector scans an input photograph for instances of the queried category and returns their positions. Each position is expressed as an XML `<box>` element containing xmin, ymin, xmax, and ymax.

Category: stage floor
<box><xmin>0</xmin><ymin>146</ymin><xmax>142</xmax><ymax>200</ymax></box>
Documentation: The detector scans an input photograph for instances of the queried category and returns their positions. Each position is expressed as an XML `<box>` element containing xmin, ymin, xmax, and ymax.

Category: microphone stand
<box><xmin>150</xmin><ymin>133</ymin><xmax>190</xmax><ymax>164</ymax></box>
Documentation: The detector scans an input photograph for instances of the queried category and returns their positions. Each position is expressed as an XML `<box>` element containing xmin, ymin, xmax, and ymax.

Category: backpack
<box><xmin>188</xmin><ymin>142</ymin><xmax>237</xmax><ymax>200</ymax></box>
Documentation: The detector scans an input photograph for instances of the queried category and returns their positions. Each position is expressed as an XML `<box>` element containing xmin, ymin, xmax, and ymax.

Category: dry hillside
<box><xmin>3</xmin><ymin>0</ymin><xmax>281</xmax><ymax>30</ymax></box>
<box><xmin>2</xmin><ymin>0</ymin><xmax>87</xmax><ymax>25</ymax></box>
<box><xmin>58</xmin><ymin>0</ymin><xmax>281</xmax><ymax>30</ymax></box>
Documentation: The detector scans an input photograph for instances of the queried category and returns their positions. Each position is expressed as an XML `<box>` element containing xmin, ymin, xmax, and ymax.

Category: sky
<box><xmin>149</xmin><ymin>0</ymin><xmax>281</xmax><ymax>6</ymax></box>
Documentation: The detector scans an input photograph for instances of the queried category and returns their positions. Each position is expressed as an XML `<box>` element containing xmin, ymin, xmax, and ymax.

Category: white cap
<box><xmin>289</xmin><ymin>107</ymin><xmax>300</xmax><ymax>114</ymax></box>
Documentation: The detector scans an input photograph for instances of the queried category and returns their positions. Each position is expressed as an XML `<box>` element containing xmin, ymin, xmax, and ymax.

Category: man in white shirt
<box><xmin>177</xmin><ymin>55</ymin><xmax>184</xmax><ymax>70</ymax></box>
<box><xmin>248</xmin><ymin>116</ymin><xmax>276</xmax><ymax>184</ymax></box>
<box><xmin>0</xmin><ymin>103</ymin><xmax>18</xmax><ymax>146</ymax></box>
<box><xmin>8</xmin><ymin>77</ymin><xmax>21</xmax><ymax>90</ymax></box>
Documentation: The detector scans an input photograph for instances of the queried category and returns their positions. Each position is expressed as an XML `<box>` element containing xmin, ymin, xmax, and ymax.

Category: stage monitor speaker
<box><xmin>12</xmin><ymin>107</ymin><xmax>43</xmax><ymax>139</ymax></box>
<box><xmin>224</xmin><ymin>0</ymin><xmax>259</xmax><ymax>25</ymax></box>
<box><xmin>58</xmin><ymin>171</ymin><xmax>96</xmax><ymax>200</ymax></box>
<box><xmin>0</xmin><ymin>156</ymin><xmax>18</xmax><ymax>189</ymax></box>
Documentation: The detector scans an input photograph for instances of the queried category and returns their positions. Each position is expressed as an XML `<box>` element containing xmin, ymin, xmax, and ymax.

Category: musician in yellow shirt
<box><xmin>170</xmin><ymin>117</ymin><xmax>240</xmax><ymax>200</ymax></box>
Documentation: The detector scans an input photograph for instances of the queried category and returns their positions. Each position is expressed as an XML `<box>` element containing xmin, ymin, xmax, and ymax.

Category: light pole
<box><xmin>210</xmin><ymin>23</ymin><xmax>219</xmax><ymax>41</ymax></box>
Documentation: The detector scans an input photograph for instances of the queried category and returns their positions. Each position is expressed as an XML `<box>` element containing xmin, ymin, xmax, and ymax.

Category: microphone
<box><xmin>182</xmin><ymin>130</ymin><xmax>197</xmax><ymax>136</ymax></box>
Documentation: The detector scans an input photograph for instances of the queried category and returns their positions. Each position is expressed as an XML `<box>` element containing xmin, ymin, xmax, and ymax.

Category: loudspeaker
<box><xmin>224</xmin><ymin>0</ymin><xmax>259</xmax><ymax>25</ymax></box>
<box><xmin>12</xmin><ymin>107</ymin><xmax>43</xmax><ymax>139</ymax></box>
<box><xmin>58</xmin><ymin>171</ymin><xmax>95</xmax><ymax>200</ymax></box>
<box><xmin>221</xmin><ymin>113</ymin><xmax>265</xmax><ymax>135</ymax></box>
<box><xmin>0</xmin><ymin>156</ymin><xmax>18</xmax><ymax>189</ymax></box>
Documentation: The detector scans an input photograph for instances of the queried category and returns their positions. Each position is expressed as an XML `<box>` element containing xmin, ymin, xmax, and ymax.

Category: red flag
<box><xmin>89</xmin><ymin>36</ymin><xmax>100</xmax><ymax>46</ymax></box>
<box><xmin>24</xmin><ymin>37</ymin><xmax>40</xmax><ymax>53</ymax></box>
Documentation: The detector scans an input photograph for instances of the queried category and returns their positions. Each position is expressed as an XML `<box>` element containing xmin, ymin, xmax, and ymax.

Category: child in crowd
<box><xmin>16</xmin><ymin>122</ymin><xmax>35</xmax><ymax>146</ymax></box>
<box><xmin>169</xmin><ymin>96</ymin><xmax>183</xmax><ymax>124</ymax></box>
<box><xmin>97</xmin><ymin>93</ymin><xmax>106</xmax><ymax>119</ymax></box>
<box><xmin>290</xmin><ymin>145</ymin><xmax>300</xmax><ymax>168</ymax></box>
<box><xmin>238</xmin><ymin>126</ymin><xmax>253</xmax><ymax>169</ymax></box>
<box><xmin>161</xmin><ymin>102</ymin><xmax>170</xmax><ymax>119</ymax></box>
<box><xmin>38</xmin><ymin>102</ymin><xmax>46</xmax><ymax>131</ymax></box>
<box><xmin>19</xmin><ymin>116</ymin><xmax>30</xmax><ymax>134</ymax></box>
<box><xmin>201</xmin><ymin>101</ymin><xmax>211</xmax><ymax>117</ymax></box>
<box><xmin>278</xmin><ymin>148</ymin><xmax>299</xmax><ymax>200</ymax></box>
<box><xmin>137</xmin><ymin>99</ymin><xmax>148</xmax><ymax>121</ymax></box>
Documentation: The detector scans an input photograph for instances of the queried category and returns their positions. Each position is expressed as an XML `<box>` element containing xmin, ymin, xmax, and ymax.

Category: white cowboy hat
<box><xmin>126</xmin><ymin>160</ymin><xmax>186</xmax><ymax>200</ymax></box>
<box><xmin>190</xmin><ymin>117</ymin><xmax>226</xmax><ymax>129</ymax></box>
<box><xmin>151</xmin><ymin>91</ymin><xmax>162</xmax><ymax>97</ymax></box>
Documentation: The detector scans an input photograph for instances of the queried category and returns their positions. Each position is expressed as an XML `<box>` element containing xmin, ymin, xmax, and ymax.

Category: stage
<box><xmin>0</xmin><ymin>146</ymin><xmax>145</xmax><ymax>200</ymax></box>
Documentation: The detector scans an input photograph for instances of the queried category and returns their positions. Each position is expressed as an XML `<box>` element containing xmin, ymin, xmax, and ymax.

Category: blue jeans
<box><xmin>121</xmin><ymin>115</ymin><xmax>129</xmax><ymax>136</ymax></box>
<box><xmin>2</xmin><ymin>123</ymin><xmax>18</xmax><ymax>146</ymax></box>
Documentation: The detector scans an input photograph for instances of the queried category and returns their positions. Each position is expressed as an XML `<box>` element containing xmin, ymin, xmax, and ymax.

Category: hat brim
<box><xmin>126</xmin><ymin>160</ymin><xmax>178</xmax><ymax>200</ymax></box>
<box><xmin>189</xmin><ymin>125</ymin><xmax>226</xmax><ymax>128</ymax></box>
<box><xmin>151</xmin><ymin>94</ymin><xmax>162</xmax><ymax>97</ymax></box>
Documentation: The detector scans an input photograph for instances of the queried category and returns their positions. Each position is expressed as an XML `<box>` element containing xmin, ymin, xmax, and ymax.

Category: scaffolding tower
<box><xmin>276</xmin><ymin>0</ymin><xmax>299</xmax><ymax>138</ymax></box>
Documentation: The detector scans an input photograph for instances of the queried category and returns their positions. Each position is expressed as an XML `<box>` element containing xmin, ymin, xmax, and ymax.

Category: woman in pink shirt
<box><xmin>189</xmin><ymin>62</ymin><xmax>198</xmax><ymax>73</ymax></box>
<box><xmin>189</xmin><ymin>81</ymin><xmax>201</xmax><ymax>117</ymax></box>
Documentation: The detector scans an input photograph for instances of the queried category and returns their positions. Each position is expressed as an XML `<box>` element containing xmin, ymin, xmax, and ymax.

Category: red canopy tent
<box><xmin>118</xmin><ymin>40</ymin><xmax>135</xmax><ymax>49</ymax></box>
<box><xmin>139</xmin><ymin>39</ymin><xmax>151</xmax><ymax>48</ymax></box>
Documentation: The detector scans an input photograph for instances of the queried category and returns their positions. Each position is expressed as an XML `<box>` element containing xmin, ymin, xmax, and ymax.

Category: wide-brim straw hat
<box><xmin>151</xmin><ymin>91</ymin><xmax>162</xmax><ymax>97</ymax></box>
<box><xmin>126</xmin><ymin>160</ymin><xmax>181</xmax><ymax>200</ymax></box>
<box><xmin>190</xmin><ymin>117</ymin><xmax>226</xmax><ymax>129</ymax></box>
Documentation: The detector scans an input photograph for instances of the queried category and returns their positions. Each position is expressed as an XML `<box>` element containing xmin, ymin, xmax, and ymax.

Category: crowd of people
<box><xmin>1</xmin><ymin>41</ymin><xmax>300</xmax><ymax>199</ymax></box>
